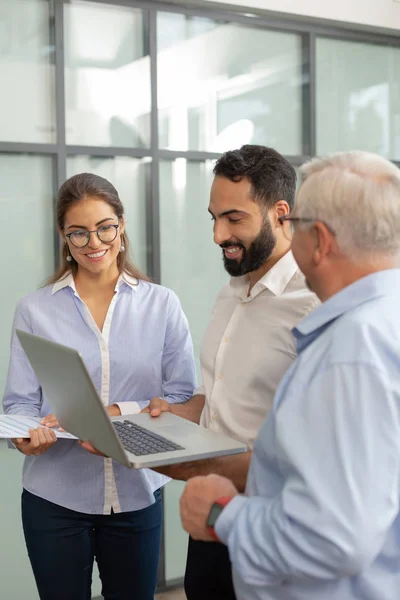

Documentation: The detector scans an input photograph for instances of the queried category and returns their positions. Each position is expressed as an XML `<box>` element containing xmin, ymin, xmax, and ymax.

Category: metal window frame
<box><xmin>3</xmin><ymin>0</ymin><xmax>400</xmax><ymax>594</ymax></box>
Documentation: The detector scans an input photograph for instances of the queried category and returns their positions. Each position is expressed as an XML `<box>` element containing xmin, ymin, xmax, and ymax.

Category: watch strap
<box><xmin>207</xmin><ymin>496</ymin><xmax>233</xmax><ymax>542</ymax></box>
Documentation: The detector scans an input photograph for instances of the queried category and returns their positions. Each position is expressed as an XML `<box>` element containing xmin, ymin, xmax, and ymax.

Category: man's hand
<box><xmin>180</xmin><ymin>474</ymin><xmax>239</xmax><ymax>541</ymax></box>
<box><xmin>12</xmin><ymin>427</ymin><xmax>57</xmax><ymax>456</ymax></box>
<box><xmin>141</xmin><ymin>397</ymin><xmax>171</xmax><ymax>418</ymax></box>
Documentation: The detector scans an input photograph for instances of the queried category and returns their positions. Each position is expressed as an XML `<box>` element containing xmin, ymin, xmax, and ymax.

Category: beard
<box><xmin>221</xmin><ymin>219</ymin><xmax>277</xmax><ymax>277</ymax></box>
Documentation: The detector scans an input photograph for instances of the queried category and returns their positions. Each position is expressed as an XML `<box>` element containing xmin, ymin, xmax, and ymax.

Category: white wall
<box><xmin>202</xmin><ymin>0</ymin><xmax>400</xmax><ymax>32</ymax></box>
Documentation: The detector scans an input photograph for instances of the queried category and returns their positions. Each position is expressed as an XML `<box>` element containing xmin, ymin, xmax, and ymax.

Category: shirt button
<box><xmin>211</xmin><ymin>415</ymin><xmax>216</xmax><ymax>422</ymax></box>
<box><xmin>224</xmin><ymin>337</ymin><xmax>230</xmax><ymax>343</ymax></box>
<box><xmin>217</xmin><ymin>374</ymin><xmax>223</xmax><ymax>380</ymax></box>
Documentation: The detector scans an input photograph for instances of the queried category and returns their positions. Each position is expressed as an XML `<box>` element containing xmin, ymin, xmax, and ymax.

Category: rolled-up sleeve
<box><xmin>216</xmin><ymin>364</ymin><xmax>400</xmax><ymax>587</ymax></box>
<box><xmin>3</xmin><ymin>300</ymin><xmax>42</xmax><ymax>418</ymax></box>
<box><xmin>160</xmin><ymin>291</ymin><xmax>196</xmax><ymax>404</ymax></box>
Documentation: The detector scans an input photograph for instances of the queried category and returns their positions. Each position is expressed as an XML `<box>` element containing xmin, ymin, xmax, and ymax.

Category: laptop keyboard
<box><xmin>113</xmin><ymin>420</ymin><xmax>185</xmax><ymax>456</ymax></box>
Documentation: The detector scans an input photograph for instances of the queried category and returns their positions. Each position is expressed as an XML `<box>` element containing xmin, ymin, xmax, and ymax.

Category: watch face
<box><xmin>207</xmin><ymin>502</ymin><xmax>224</xmax><ymax>528</ymax></box>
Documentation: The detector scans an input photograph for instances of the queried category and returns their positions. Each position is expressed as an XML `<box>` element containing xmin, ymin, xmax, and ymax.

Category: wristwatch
<box><xmin>206</xmin><ymin>496</ymin><xmax>233</xmax><ymax>542</ymax></box>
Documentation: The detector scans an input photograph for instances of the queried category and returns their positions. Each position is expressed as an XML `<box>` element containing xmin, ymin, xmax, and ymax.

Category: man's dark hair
<box><xmin>213</xmin><ymin>144</ymin><xmax>296</xmax><ymax>210</ymax></box>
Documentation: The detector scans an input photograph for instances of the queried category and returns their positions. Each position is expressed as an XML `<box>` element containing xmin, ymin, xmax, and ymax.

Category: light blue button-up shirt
<box><xmin>216</xmin><ymin>269</ymin><xmax>400</xmax><ymax>600</ymax></box>
<box><xmin>3</xmin><ymin>274</ymin><xmax>196</xmax><ymax>514</ymax></box>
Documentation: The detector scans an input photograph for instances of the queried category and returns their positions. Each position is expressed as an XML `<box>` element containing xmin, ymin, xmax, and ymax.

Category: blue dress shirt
<box><xmin>216</xmin><ymin>269</ymin><xmax>400</xmax><ymax>600</ymax></box>
<box><xmin>3</xmin><ymin>274</ymin><xmax>196</xmax><ymax>514</ymax></box>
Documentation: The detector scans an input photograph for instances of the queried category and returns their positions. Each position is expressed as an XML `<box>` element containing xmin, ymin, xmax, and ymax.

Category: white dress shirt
<box><xmin>198</xmin><ymin>251</ymin><xmax>318</xmax><ymax>448</ymax></box>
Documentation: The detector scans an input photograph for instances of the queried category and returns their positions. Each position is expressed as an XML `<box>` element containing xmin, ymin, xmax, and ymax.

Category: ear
<box><xmin>312</xmin><ymin>222</ymin><xmax>336</xmax><ymax>264</ymax></box>
<box><xmin>270</xmin><ymin>200</ymin><xmax>290</xmax><ymax>226</ymax></box>
<box><xmin>120</xmin><ymin>215</ymin><xmax>126</xmax><ymax>236</ymax></box>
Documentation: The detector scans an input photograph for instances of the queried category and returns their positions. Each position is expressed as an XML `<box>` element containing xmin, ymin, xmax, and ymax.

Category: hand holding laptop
<box><xmin>141</xmin><ymin>397</ymin><xmax>171</xmax><ymax>418</ymax></box>
<box><xmin>38</xmin><ymin>413</ymin><xmax>107</xmax><ymax>458</ymax></box>
<box><xmin>41</xmin><ymin>407</ymin><xmax>121</xmax><ymax>458</ymax></box>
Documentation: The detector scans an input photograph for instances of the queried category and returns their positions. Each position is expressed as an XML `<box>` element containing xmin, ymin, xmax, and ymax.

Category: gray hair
<box><xmin>296</xmin><ymin>151</ymin><xmax>400</xmax><ymax>259</ymax></box>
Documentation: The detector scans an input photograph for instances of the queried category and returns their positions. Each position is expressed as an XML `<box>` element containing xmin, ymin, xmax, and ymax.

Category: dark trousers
<box><xmin>22</xmin><ymin>488</ymin><xmax>162</xmax><ymax>600</ymax></box>
<box><xmin>184</xmin><ymin>536</ymin><xmax>237</xmax><ymax>600</ymax></box>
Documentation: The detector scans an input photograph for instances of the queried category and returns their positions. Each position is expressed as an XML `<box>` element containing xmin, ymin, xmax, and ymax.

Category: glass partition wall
<box><xmin>1</xmin><ymin>1</ymin><xmax>400</xmax><ymax>595</ymax></box>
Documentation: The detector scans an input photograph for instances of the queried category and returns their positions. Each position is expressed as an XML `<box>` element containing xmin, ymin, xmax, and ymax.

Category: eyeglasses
<box><xmin>66</xmin><ymin>224</ymin><xmax>120</xmax><ymax>248</ymax></box>
<box><xmin>278</xmin><ymin>215</ymin><xmax>336</xmax><ymax>241</ymax></box>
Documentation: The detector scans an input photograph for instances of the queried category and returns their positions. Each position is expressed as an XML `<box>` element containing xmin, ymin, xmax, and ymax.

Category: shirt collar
<box><xmin>293</xmin><ymin>268</ymin><xmax>400</xmax><ymax>351</ymax></box>
<box><xmin>230</xmin><ymin>250</ymin><xmax>299</xmax><ymax>300</ymax></box>
<box><xmin>52</xmin><ymin>272</ymin><xmax>139</xmax><ymax>295</ymax></box>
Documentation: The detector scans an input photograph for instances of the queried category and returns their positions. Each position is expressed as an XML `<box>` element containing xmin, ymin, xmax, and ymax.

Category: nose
<box><xmin>213</xmin><ymin>220</ymin><xmax>232</xmax><ymax>246</ymax></box>
<box><xmin>87</xmin><ymin>231</ymin><xmax>102</xmax><ymax>249</ymax></box>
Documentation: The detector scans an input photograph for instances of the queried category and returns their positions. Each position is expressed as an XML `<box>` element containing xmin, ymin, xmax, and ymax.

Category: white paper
<box><xmin>0</xmin><ymin>415</ymin><xmax>77</xmax><ymax>440</ymax></box>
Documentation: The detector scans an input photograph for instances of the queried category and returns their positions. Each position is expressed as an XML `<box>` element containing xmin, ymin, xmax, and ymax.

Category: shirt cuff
<box><xmin>114</xmin><ymin>401</ymin><xmax>141</xmax><ymax>416</ymax></box>
<box><xmin>194</xmin><ymin>384</ymin><xmax>205</xmax><ymax>396</ymax></box>
<box><xmin>215</xmin><ymin>494</ymin><xmax>248</xmax><ymax>544</ymax></box>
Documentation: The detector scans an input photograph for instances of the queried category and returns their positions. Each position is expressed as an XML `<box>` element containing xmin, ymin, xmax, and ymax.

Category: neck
<box><xmin>248</xmin><ymin>239</ymin><xmax>291</xmax><ymax>291</ymax></box>
<box><xmin>75</xmin><ymin>265</ymin><xmax>120</xmax><ymax>297</ymax></box>
<box><xmin>316</xmin><ymin>256</ymin><xmax>399</xmax><ymax>302</ymax></box>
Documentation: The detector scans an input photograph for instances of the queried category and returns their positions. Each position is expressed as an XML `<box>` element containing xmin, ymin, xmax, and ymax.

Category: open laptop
<box><xmin>16</xmin><ymin>330</ymin><xmax>247</xmax><ymax>469</ymax></box>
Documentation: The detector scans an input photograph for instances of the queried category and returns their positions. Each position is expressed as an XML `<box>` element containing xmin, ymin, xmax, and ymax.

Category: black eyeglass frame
<box><xmin>65</xmin><ymin>224</ymin><xmax>120</xmax><ymax>248</ymax></box>
<box><xmin>278</xmin><ymin>215</ymin><xmax>336</xmax><ymax>236</ymax></box>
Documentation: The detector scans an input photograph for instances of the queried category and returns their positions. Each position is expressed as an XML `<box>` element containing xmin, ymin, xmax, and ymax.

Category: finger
<box><xmin>28</xmin><ymin>429</ymin><xmax>40</xmax><ymax>449</ymax></box>
<box><xmin>78</xmin><ymin>441</ymin><xmax>106</xmax><ymax>457</ymax></box>
<box><xmin>42</xmin><ymin>427</ymin><xmax>57</xmax><ymax>444</ymax></box>
<box><xmin>35</xmin><ymin>427</ymin><xmax>48</xmax><ymax>447</ymax></box>
<box><xmin>149</xmin><ymin>397</ymin><xmax>162</xmax><ymax>409</ymax></box>
<box><xmin>43</xmin><ymin>418</ymin><xmax>59</xmax><ymax>427</ymax></box>
<box><xmin>40</xmin><ymin>414</ymin><xmax>57</xmax><ymax>425</ymax></box>
<box><xmin>58</xmin><ymin>427</ymin><xmax>65</xmax><ymax>432</ymax></box>
<box><xmin>35</xmin><ymin>427</ymin><xmax>55</xmax><ymax>451</ymax></box>
<box><xmin>141</xmin><ymin>407</ymin><xmax>150</xmax><ymax>413</ymax></box>
<box><xmin>150</xmin><ymin>407</ymin><xmax>161</xmax><ymax>417</ymax></box>
<box><xmin>42</xmin><ymin>421</ymin><xmax>59</xmax><ymax>430</ymax></box>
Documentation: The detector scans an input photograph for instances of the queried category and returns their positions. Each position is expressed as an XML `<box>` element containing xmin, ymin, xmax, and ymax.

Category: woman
<box><xmin>3</xmin><ymin>173</ymin><xmax>196</xmax><ymax>600</ymax></box>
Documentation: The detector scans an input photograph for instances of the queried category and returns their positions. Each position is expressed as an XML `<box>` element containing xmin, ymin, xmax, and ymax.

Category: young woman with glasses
<box><xmin>3</xmin><ymin>173</ymin><xmax>196</xmax><ymax>600</ymax></box>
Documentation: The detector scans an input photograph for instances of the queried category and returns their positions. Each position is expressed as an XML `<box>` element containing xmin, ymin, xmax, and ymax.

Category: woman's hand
<box><xmin>12</xmin><ymin>427</ymin><xmax>57</xmax><ymax>456</ymax></box>
<box><xmin>40</xmin><ymin>413</ymin><xmax>64</xmax><ymax>431</ymax></box>
<box><xmin>78</xmin><ymin>405</ymin><xmax>121</xmax><ymax>458</ymax></box>
<box><xmin>40</xmin><ymin>405</ymin><xmax>120</xmax><ymax>432</ymax></box>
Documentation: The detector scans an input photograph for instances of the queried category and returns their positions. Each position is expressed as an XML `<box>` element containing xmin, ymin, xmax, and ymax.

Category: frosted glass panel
<box><xmin>160</xmin><ymin>160</ymin><xmax>228</xmax><ymax>580</ymax></box>
<box><xmin>0</xmin><ymin>154</ymin><xmax>55</xmax><ymax>395</ymax></box>
<box><xmin>160</xmin><ymin>160</ymin><xmax>228</xmax><ymax>373</ymax></box>
<box><xmin>64</xmin><ymin>1</ymin><xmax>150</xmax><ymax>147</ymax></box>
<box><xmin>0</xmin><ymin>154</ymin><xmax>54</xmax><ymax>600</ymax></box>
<box><xmin>67</xmin><ymin>156</ymin><xmax>149</xmax><ymax>273</ymax></box>
<box><xmin>157</xmin><ymin>12</ymin><xmax>303</xmax><ymax>154</ymax></box>
<box><xmin>316</xmin><ymin>38</ymin><xmax>400</xmax><ymax>159</ymax></box>
<box><xmin>0</xmin><ymin>0</ymin><xmax>56</xmax><ymax>143</ymax></box>
<box><xmin>163</xmin><ymin>480</ymin><xmax>187</xmax><ymax>582</ymax></box>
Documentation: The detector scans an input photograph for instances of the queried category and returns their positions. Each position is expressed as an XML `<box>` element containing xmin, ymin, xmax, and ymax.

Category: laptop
<box><xmin>16</xmin><ymin>330</ymin><xmax>247</xmax><ymax>469</ymax></box>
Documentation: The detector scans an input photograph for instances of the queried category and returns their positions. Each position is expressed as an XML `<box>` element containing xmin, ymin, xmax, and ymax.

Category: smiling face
<box><xmin>209</xmin><ymin>175</ymin><xmax>277</xmax><ymax>277</ymax></box>
<box><xmin>62</xmin><ymin>196</ymin><xmax>125</xmax><ymax>277</ymax></box>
